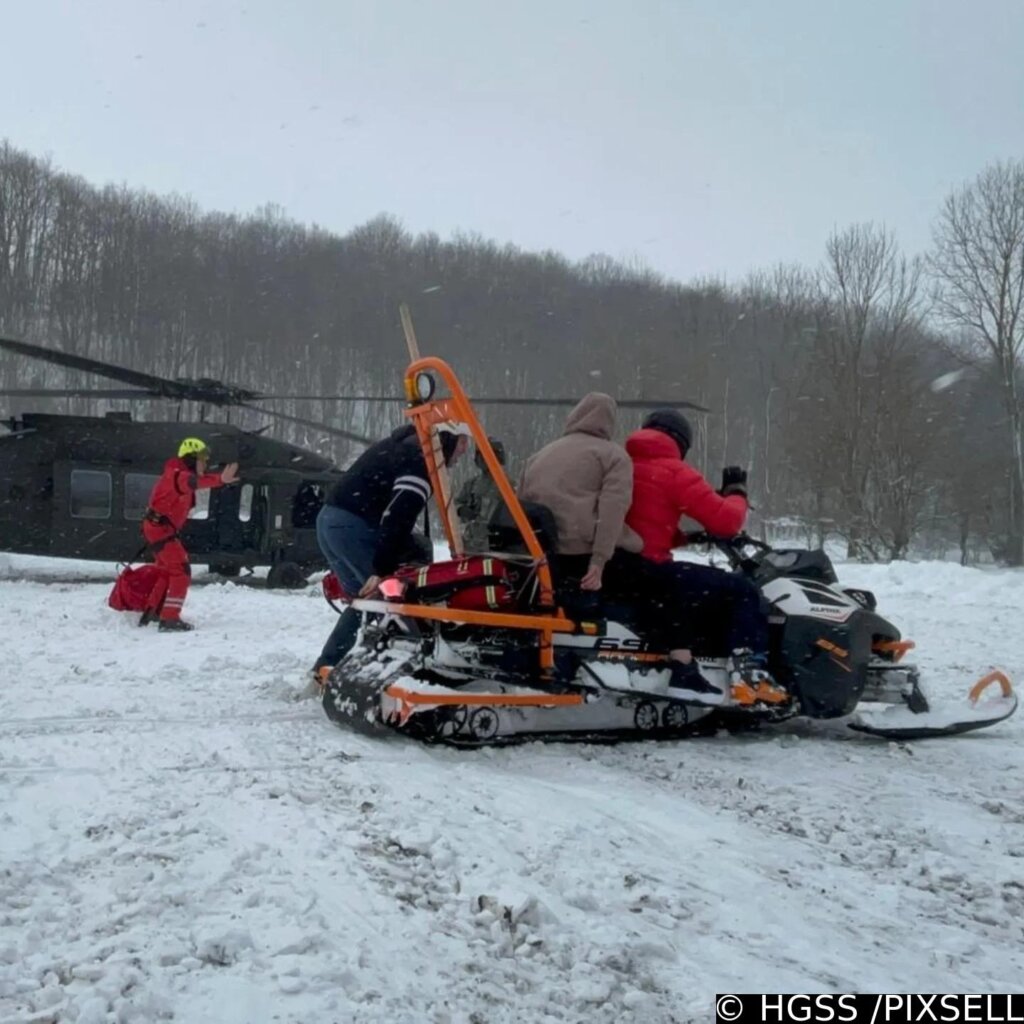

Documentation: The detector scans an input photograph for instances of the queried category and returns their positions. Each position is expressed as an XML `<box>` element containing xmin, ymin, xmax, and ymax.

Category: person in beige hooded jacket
<box><xmin>519</xmin><ymin>392</ymin><xmax>642</xmax><ymax>591</ymax></box>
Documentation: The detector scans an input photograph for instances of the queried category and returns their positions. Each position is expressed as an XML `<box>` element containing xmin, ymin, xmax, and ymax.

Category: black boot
<box><xmin>138</xmin><ymin>611</ymin><xmax>156</xmax><ymax>627</ymax></box>
<box><xmin>667</xmin><ymin>660</ymin><xmax>726</xmax><ymax>705</ymax></box>
<box><xmin>158</xmin><ymin>618</ymin><xmax>195</xmax><ymax>632</ymax></box>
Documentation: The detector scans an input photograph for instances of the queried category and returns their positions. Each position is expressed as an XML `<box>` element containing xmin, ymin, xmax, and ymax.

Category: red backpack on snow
<box><xmin>108</xmin><ymin>564</ymin><xmax>170</xmax><ymax>614</ymax></box>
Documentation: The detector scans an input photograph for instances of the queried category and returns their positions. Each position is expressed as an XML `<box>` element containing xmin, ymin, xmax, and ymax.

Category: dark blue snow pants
<box><xmin>651</xmin><ymin>561</ymin><xmax>769</xmax><ymax>655</ymax></box>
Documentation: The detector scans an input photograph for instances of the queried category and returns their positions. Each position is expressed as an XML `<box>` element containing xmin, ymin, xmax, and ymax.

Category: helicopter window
<box><xmin>70</xmin><ymin>470</ymin><xmax>112</xmax><ymax>520</ymax></box>
<box><xmin>238</xmin><ymin>483</ymin><xmax>254</xmax><ymax>522</ymax></box>
<box><xmin>190</xmin><ymin>489</ymin><xmax>210</xmax><ymax>520</ymax></box>
<box><xmin>124</xmin><ymin>473</ymin><xmax>160</xmax><ymax>520</ymax></box>
<box><xmin>292</xmin><ymin>481</ymin><xmax>325</xmax><ymax>528</ymax></box>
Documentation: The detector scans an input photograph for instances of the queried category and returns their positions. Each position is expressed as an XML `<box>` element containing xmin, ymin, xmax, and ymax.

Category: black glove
<box><xmin>720</xmin><ymin>466</ymin><xmax>748</xmax><ymax>498</ymax></box>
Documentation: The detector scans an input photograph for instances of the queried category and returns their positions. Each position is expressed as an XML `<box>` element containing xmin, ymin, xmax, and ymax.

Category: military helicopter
<box><xmin>0</xmin><ymin>337</ymin><xmax>380</xmax><ymax>587</ymax></box>
<box><xmin>0</xmin><ymin>333</ymin><xmax>707</xmax><ymax>588</ymax></box>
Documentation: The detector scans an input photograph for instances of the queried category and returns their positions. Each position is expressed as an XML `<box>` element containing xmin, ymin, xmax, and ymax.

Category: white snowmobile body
<box><xmin>323</xmin><ymin>539</ymin><xmax>1017</xmax><ymax>746</ymax></box>
<box><xmin>320</xmin><ymin>356</ymin><xmax>1015</xmax><ymax>746</ymax></box>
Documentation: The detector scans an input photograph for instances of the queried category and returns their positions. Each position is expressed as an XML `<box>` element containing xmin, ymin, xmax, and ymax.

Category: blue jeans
<box><xmin>314</xmin><ymin>505</ymin><xmax>379</xmax><ymax>670</ymax></box>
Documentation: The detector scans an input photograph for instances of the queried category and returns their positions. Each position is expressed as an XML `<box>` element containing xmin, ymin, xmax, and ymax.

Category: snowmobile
<box><xmin>322</xmin><ymin>357</ymin><xmax>1017</xmax><ymax>746</ymax></box>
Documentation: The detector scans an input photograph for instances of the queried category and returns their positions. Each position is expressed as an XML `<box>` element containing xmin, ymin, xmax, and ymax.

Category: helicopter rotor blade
<box><xmin>0</xmin><ymin>387</ymin><xmax>158</xmax><ymax>399</ymax></box>
<box><xmin>0</xmin><ymin>336</ymin><xmax>190</xmax><ymax>395</ymax></box>
<box><xmin>252</xmin><ymin>394</ymin><xmax>406</xmax><ymax>401</ymax></box>
<box><xmin>2</xmin><ymin>336</ymin><xmax>710</xmax><ymax>441</ymax></box>
<box><xmin>0</xmin><ymin>337</ymin><xmax>260</xmax><ymax>405</ymax></box>
<box><xmin>252</xmin><ymin>394</ymin><xmax>711</xmax><ymax>412</ymax></box>
<box><xmin>476</xmin><ymin>397</ymin><xmax>710</xmax><ymax>412</ymax></box>
<box><xmin>236</xmin><ymin>402</ymin><xmax>375</xmax><ymax>446</ymax></box>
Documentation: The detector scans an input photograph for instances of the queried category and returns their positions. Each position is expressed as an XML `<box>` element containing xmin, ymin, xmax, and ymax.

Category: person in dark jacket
<box><xmin>313</xmin><ymin>421</ymin><xmax>470</xmax><ymax>676</ymax></box>
<box><xmin>455</xmin><ymin>437</ymin><xmax>506</xmax><ymax>553</ymax></box>
<box><xmin>626</xmin><ymin>409</ymin><xmax>774</xmax><ymax>705</ymax></box>
<box><xmin>142</xmin><ymin>437</ymin><xmax>240</xmax><ymax>631</ymax></box>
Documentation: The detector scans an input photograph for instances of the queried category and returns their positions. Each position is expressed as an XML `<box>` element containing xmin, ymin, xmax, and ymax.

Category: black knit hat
<box><xmin>642</xmin><ymin>408</ymin><xmax>693</xmax><ymax>458</ymax></box>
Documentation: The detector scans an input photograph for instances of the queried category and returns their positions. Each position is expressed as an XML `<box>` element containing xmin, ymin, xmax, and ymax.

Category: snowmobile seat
<box><xmin>555</xmin><ymin>584</ymin><xmax>604</xmax><ymax>621</ymax></box>
<box><xmin>554</xmin><ymin>588</ymin><xmax>646</xmax><ymax>635</ymax></box>
<box><xmin>484</xmin><ymin>503</ymin><xmax>643</xmax><ymax>631</ymax></box>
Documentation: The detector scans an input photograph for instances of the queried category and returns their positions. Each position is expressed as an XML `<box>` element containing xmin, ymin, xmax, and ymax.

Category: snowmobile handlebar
<box><xmin>678</xmin><ymin>531</ymin><xmax>769</xmax><ymax>572</ymax></box>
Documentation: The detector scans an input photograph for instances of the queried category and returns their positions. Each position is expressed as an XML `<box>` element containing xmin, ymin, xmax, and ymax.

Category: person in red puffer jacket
<box><xmin>625</xmin><ymin>409</ymin><xmax>776</xmax><ymax>705</ymax></box>
<box><xmin>141</xmin><ymin>437</ymin><xmax>239</xmax><ymax>631</ymax></box>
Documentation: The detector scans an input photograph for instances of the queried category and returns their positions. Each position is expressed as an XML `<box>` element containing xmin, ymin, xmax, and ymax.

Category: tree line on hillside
<box><xmin>1</xmin><ymin>141</ymin><xmax>1022</xmax><ymax>564</ymax></box>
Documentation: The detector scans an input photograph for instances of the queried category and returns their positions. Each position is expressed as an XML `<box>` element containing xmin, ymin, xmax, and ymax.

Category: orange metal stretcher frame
<box><xmin>349</xmin><ymin>356</ymin><xmax>582</xmax><ymax>673</ymax></box>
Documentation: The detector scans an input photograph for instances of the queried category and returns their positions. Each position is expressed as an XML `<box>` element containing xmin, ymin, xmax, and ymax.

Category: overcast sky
<box><xmin>3</xmin><ymin>0</ymin><xmax>1022</xmax><ymax>284</ymax></box>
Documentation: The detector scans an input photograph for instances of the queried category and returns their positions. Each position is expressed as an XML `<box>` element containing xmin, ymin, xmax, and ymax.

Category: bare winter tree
<box><xmin>6</xmin><ymin>138</ymin><xmax>1024</xmax><ymax>562</ymax></box>
<box><xmin>859</xmin><ymin>333</ymin><xmax>948</xmax><ymax>559</ymax></box>
<box><xmin>936</xmin><ymin>367</ymin><xmax>1009</xmax><ymax>564</ymax></box>
<box><xmin>736</xmin><ymin>265</ymin><xmax>821</xmax><ymax>517</ymax></box>
<box><xmin>930</xmin><ymin>160</ymin><xmax>1024</xmax><ymax>564</ymax></box>
<box><xmin>817</xmin><ymin>223</ymin><xmax>925</xmax><ymax>557</ymax></box>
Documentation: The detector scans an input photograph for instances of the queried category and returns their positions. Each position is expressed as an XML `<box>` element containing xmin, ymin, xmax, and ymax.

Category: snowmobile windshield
<box><xmin>754</xmin><ymin>548</ymin><xmax>838</xmax><ymax>585</ymax></box>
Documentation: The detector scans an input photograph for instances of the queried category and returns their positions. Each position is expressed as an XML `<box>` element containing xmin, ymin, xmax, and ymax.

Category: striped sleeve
<box><xmin>374</xmin><ymin>473</ymin><xmax>432</xmax><ymax>575</ymax></box>
<box><xmin>392</xmin><ymin>474</ymin><xmax>431</xmax><ymax>503</ymax></box>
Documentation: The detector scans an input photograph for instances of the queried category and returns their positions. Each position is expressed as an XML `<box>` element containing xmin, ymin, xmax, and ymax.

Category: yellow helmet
<box><xmin>178</xmin><ymin>437</ymin><xmax>210</xmax><ymax>459</ymax></box>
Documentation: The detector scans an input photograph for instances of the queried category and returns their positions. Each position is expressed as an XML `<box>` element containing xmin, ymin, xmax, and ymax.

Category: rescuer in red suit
<box><xmin>141</xmin><ymin>437</ymin><xmax>240</xmax><ymax>631</ymax></box>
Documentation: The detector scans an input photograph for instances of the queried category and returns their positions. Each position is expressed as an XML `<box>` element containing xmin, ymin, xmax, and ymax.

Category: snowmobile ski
<box><xmin>848</xmin><ymin>670</ymin><xmax>1017</xmax><ymax>740</ymax></box>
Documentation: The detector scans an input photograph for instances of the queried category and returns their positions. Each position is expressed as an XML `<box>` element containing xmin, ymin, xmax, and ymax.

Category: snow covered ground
<box><xmin>1</xmin><ymin>554</ymin><xmax>1022</xmax><ymax>1023</ymax></box>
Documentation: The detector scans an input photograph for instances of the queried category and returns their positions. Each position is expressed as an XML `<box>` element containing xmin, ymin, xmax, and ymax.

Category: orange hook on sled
<box><xmin>968</xmin><ymin>670</ymin><xmax>1014</xmax><ymax>704</ymax></box>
